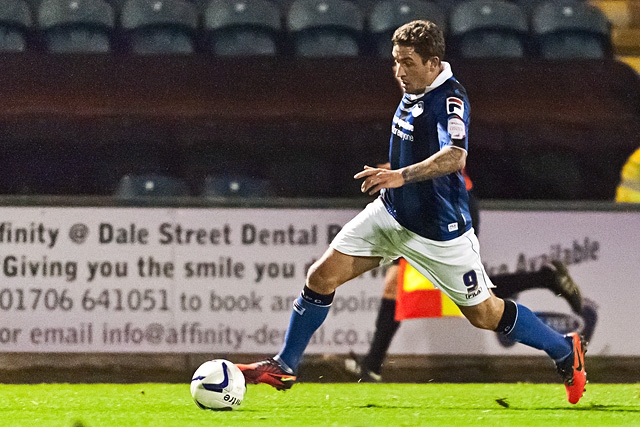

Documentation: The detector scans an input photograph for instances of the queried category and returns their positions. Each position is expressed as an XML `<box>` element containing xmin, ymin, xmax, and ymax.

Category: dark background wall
<box><xmin>0</xmin><ymin>53</ymin><xmax>638</xmax><ymax>200</ymax></box>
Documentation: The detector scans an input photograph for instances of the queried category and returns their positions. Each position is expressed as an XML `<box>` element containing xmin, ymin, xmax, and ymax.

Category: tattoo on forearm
<box><xmin>401</xmin><ymin>149</ymin><xmax>464</xmax><ymax>184</ymax></box>
<box><xmin>401</xmin><ymin>167</ymin><xmax>422</xmax><ymax>184</ymax></box>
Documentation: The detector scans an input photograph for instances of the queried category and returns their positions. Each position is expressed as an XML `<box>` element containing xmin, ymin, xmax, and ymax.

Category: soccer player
<box><xmin>237</xmin><ymin>20</ymin><xmax>587</xmax><ymax>404</ymax></box>
<box><xmin>342</xmin><ymin>175</ymin><xmax>595</xmax><ymax>384</ymax></box>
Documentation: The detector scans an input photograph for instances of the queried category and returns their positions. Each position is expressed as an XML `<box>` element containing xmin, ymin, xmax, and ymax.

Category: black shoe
<box><xmin>545</xmin><ymin>260</ymin><xmax>583</xmax><ymax>314</ymax></box>
<box><xmin>344</xmin><ymin>351</ymin><xmax>381</xmax><ymax>383</ymax></box>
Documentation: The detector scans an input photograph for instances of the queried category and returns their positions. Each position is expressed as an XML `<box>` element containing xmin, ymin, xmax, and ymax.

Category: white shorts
<box><xmin>330</xmin><ymin>197</ymin><xmax>494</xmax><ymax>307</ymax></box>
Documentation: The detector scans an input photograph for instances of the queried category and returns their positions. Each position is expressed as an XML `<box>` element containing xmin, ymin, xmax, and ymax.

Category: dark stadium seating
<box><xmin>368</xmin><ymin>0</ymin><xmax>446</xmax><ymax>57</ymax></box>
<box><xmin>286</xmin><ymin>0</ymin><xmax>364</xmax><ymax>57</ymax></box>
<box><xmin>202</xmin><ymin>175</ymin><xmax>273</xmax><ymax>197</ymax></box>
<box><xmin>37</xmin><ymin>0</ymin><xmax>115</xmax><ymax>53</ymax></box>
<box><xmin>115</xmin><ymin>174</ymin><xmax>191</xmax><ymax>198</ymax></box>
<box><xmin>0</xmin><ymin>0</ymin><xmax>637</xmax><ymax>200</ymax></box>
<box><xmin>531</xmin><ymin>0</ymin><xmax>613</xmax><ymax>59</ymax></box>
<box><xmin>449</xmin><ymin>0</ymin><xmax>529</xmax><ymax>58</ymax></box>
<box><xmin>0</xmin><ymin>0</ymin><xmax>623</xmax><ymax>60</ymax></box>
<box><xmin>120</xmin><ymin>0</ymin><xmax>198</xmax><ymax>54</ymax></box>
<box><xmin>204</xmin><ymin>0</ymin><xmax>282</xmax><ymax>56</ymax></box>
<box><xmin>0</xmin><ymin>0</ymin><xmax>31</xmax><ymax>52</ymax></box>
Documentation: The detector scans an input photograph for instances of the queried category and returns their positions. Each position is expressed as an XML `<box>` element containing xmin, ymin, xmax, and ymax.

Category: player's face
<box><xmin>392</xmin><ymin>45</ymin><xmax>440</xmax><ymax>94</ymax></box>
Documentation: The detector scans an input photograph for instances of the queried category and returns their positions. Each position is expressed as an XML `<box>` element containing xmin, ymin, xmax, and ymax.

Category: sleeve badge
<box><xmin>446</xmin><ymin>97</ymin><xmax>464</xmax><ymax>118</ymax></box>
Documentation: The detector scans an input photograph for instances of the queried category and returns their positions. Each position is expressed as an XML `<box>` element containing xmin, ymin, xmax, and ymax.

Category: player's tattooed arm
<box><xmin>354</xmin><ymin>147</ymin><xmax>466</xmax><ymax>195</ymax></box>
<box><xmin>401</xmin><ymin>146</ymin><xmax>466</xmax><ymax>184</ymax></box>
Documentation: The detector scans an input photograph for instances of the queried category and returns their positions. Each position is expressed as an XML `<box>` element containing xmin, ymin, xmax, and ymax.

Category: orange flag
<box><xmin>395</xmin><ymin>258</ymin><xmax>463</xmax><ymax>321</ymax></box>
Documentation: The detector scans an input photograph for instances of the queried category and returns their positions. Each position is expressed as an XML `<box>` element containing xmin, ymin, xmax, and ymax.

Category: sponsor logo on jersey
<box><xmin>392</xmin><ymin>114</ymin><xmax>414</xmax><ymax>141</ymax></box>
<box><xmin>465</xmin><ymin>287</ymin><xmax>483</xmax><ymax>300</ymax></box>
<box><xmin>447</xmin><ymin>222</ymin><xmax>459</xmax><ymax>232</ymax></box>
<box><xmin>446</xmin><ymin>97</ymin><xmax>464</xmax><ymax>118</ymax></box>
<box><xmin>392</xmin><ymin>126</ymin><xmax>414</xmax><ymax>141</ymax></box>
<box><xmin>393</xmin><ymin>115</ymin><xmax>414</xmax><ymax>131</ymax></box>
<box><xmin>447</xmin><ymin>116</ymin><xmax>466</xmax><ymax>139</ymax></box>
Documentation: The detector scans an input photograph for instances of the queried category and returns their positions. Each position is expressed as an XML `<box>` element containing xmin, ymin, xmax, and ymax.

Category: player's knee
<box><xmin>461</xmin><ymin>297</ymin><xmax>504</xmax><ymax>330</ymax></box>
<box><xmin>306</xmin><ymin>262</ymin><xmax>341</xmax><ymax>294</ymax></box>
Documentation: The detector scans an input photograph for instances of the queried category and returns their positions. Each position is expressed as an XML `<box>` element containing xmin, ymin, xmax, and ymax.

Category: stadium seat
<box><xmin>0</xmin><ymin>0</ymin><xmax>31</xmax><ymax>52</ymax></box>
<box><xmin>369</xmin><ymin>0</ymin><xmax>446</xmax><ymax>57</ymax></box>
<box><xmin>511</xmin><ymin>0</ymin><xmax>550</xmax><ymax>17</ymax></box>
<box><xmin>120</xmin><ymin>0</ymin><xmax>198</xmax><ymax>54</ymax></box>
<box><xmin>449</xmin><ymin>0</ymin><xmax>529</xmax><ymax>58</ymax></box>
<box><xmin>433</xmin><ymin>0</ymin><xmax>459</xmax><ymax>14</ymax></box>
<box><xmin>115</xmin><ymin>174</ymin><xmax>191</xmax><ymax>198</ymax></box>
<box><xmin>37</xmin><ymin>0</ymin><xmax>115</xmax><ymax>53</ymax></box>
<box><xmin>286</xmin><ymin>0</ymin><xmax>364</xmax><ymax>57</ymax></box>
<box><xmin>591</xmin><ymin>0</ymin><xmax>640</xmax><ymax>56</ymax></box>
<box><xmin>204</xmin><ymin>0</ymin><xmax>282</xmax><ymax>56</ymax></box>
<box><xmin>202</xmin><ymin>175</ymin><xmax>273</xmax><ymax>197</ymax></box>
<box><xmin>531</xmin><ymin>0</ymin><xmax>612</xmax><ymax>59</ymax></box>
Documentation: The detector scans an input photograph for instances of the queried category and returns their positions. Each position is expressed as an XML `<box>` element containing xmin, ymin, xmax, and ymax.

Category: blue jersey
<box><xmin>381</xmin><ymin>65</ymin><xmax>472</xmax><ymax>241</ymax></box>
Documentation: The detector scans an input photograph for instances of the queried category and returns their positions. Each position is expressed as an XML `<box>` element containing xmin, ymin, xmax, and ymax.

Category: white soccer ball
<box><xmin>190</xmin><ymin>359</ymin><xmax>246</xmax><ymax>411</ymax></box>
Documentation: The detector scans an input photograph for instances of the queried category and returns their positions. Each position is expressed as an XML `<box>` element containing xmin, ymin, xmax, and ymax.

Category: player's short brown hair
<box><xmin>392</xmin><ymin>20</ymin><xmax>445</xmax><ymax>63</ymax></box>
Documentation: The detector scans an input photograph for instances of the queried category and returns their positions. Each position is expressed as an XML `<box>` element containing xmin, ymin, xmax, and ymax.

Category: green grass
<box><xmin>1</xmin><ymin>383</ymin><xmax>639</xmax><ymax>427</ymax></box>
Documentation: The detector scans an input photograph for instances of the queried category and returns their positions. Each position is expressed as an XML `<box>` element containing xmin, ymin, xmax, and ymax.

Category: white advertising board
<box><xmin>0</xmin><ymin>206</ymin><xmax>637</xmax><ymax>356</ymax></box>
<box><xmin>0</xmin><ymin>207</ymin><xmax>385</xmax><ymax>354</ymax></box>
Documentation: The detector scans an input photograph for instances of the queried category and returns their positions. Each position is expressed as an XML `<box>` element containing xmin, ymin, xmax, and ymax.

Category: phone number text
<box><xmin>0</xmin><ymin>288</ymin><xmax>169</xmax><ymax>312</ymax></box>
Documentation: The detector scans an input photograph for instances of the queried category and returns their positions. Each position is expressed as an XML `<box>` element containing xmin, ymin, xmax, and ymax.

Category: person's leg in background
<box><xmin>344</xmin><ymin>262</ymin><xmax>399</xmax><ymax>382</ymax></box>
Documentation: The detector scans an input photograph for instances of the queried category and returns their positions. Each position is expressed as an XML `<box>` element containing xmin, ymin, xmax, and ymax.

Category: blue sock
<box><xmin>508</xmin><ymin>302</ymin><xmax>572</xmax><ymax>360</ymax></box>
<box><xmin>276</xmin><ymin>287</ymin><xmax>333</xmax><ymax>373</ymax></box>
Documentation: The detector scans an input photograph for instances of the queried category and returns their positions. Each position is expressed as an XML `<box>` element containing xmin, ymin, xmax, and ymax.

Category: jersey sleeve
<box><xmin>445</xmin><ymin>95</ymin><xmax>468</xmax><ymax>149</ymax></box>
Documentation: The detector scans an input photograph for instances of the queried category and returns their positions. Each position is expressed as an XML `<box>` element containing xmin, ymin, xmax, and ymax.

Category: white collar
<box><xmin>405</xmin><ymin>62</ymin><xmax>453</xmax><ymax>101</ymax></box>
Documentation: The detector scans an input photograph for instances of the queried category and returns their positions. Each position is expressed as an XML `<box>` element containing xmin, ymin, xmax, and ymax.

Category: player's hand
<box><xmin>354</xmin><ymin>165</ymin><xmax>405</xmax><ymax>195</ymax></box>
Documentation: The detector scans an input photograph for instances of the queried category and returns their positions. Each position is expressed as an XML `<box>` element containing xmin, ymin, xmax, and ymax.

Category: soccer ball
<box><xmin>190</xmin><ymin>359</ymin><xmax>246</xmax><ymax>411</ymax></box>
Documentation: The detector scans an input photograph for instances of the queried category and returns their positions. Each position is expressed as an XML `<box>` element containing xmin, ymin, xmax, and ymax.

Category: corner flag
<box><xmin>395</xmin><ymin>258</ymin><xmax>463</xmax><ymax>321</ymax></box>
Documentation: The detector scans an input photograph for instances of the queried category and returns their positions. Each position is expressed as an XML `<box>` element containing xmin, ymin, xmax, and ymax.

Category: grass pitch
<box><xmin>1</xmin><ymin>383</ymin><xmax>639</xmax><ymax>427</ymax></box>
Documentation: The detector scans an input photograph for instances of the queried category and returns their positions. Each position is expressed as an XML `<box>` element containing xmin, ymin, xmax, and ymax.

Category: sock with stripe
<box><xmin>496</xmin><ymin>299</ymin><xmax>572</xmax><ymax>361</ymax></box>
<box><xmin>276</xmin><ymin>285</ymin><xmax>334</xmax><ymax>373</ymax></box>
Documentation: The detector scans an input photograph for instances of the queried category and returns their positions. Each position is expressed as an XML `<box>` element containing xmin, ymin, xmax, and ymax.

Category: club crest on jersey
<box><xmin>446</xmin><ymin>97</ymin><xmax>464</xmax><ymax>118</ymax></box>
<box><xmin>411</xmin><ymin>101</ymin><xmax>424</xmax><ymax>117</ymax></box>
